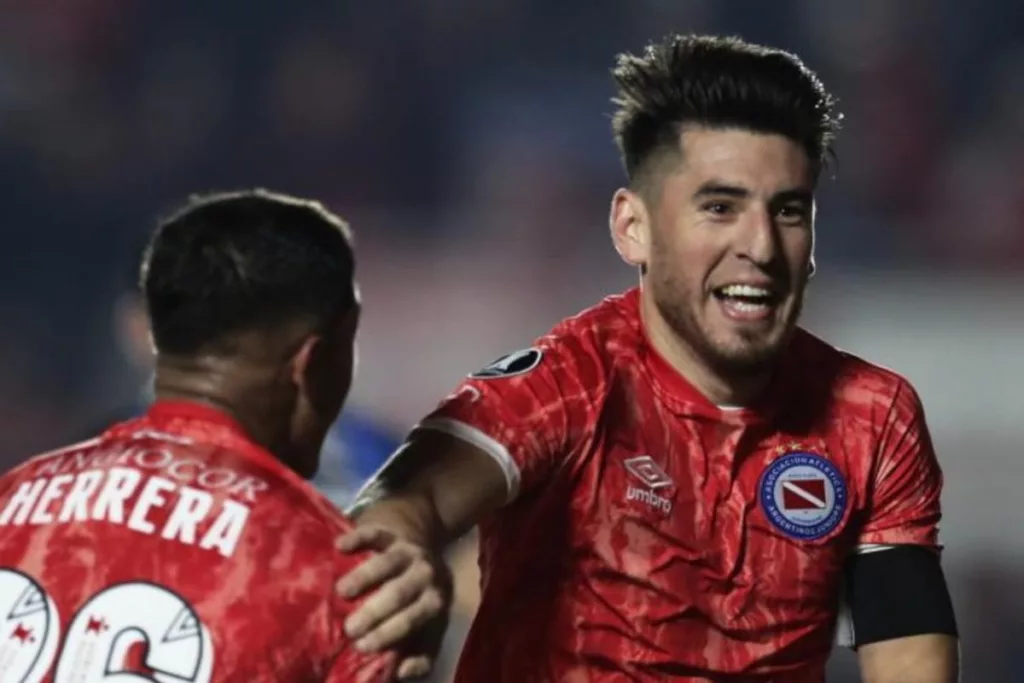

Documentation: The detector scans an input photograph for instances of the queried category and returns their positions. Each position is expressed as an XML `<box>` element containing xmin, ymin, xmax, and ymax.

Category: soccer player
<box><xmin>337</xmin><ymin>34</ymin><xmax>960</xmax><ymax>682</ymax></box>
<box><xmin>0</xmin><ymin>190</ymin><xmax>394</xmax><ymax>682</ymax></box>
<box><xmin>79</xmin><ymin>248</ymin><xmax>400</xmax><ymax>514</ymax></box>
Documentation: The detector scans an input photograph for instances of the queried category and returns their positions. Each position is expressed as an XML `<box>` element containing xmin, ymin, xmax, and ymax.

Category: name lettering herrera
<box><xmin>0</xmin><ymin>443</ymin><xmax>266</xmax><ymax>558</ymax></box>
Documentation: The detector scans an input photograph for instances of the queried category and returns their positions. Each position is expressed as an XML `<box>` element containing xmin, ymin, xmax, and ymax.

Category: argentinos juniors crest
<box><xmin>759</xmin><ymin>444</ymin><xmax>848</xmax><ymax>541</ymax></box>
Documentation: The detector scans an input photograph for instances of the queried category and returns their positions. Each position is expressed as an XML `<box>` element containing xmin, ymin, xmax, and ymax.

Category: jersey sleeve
<box><xmin>417</xmin><ymin>343</ymin><xmax>593</xmax><ymax>503</ymax></box>
<box><xmin>856</xmin><ymin>379</ymin><xmax>944</xmax><ymax>548</ymax></box>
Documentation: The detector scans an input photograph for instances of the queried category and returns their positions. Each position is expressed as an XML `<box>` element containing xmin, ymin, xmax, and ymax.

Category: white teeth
<box><xmin>729</xmin><ymin>300</ymin><xmax>769</xmax><ymax>312</ymax></box>
<box><xmin>720</xmin><ymin>284</ymin><xmax>772</xmax><ymax>298</ymax></box>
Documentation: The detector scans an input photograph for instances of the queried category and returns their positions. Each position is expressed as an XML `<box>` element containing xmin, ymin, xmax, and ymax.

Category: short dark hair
<box><xmin>142</xmin><ymin>189</ymin><xmax>356</xmax><ymax>356</ymax></box>
<box><xmin>611</xmin><ymin>34</ymin><xmax>841</xmax><ymax>185</ymax></box>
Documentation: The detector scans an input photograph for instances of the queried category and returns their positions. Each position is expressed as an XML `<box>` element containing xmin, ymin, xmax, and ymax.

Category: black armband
<box><xmin>844</xmin><ymin>545</ymin><xmax>958</xmax><ymax>647</ymax></box>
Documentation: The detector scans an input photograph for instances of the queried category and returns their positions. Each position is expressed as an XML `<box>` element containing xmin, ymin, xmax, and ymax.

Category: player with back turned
<box><xmin>0</xmin><ymin>190</ymin><xmax>393</xmax><ymax>681</ymax></box>
<box><xmin>337</xmin><ymin>35</ymin><xmax>960</xmax><ymax>682</ymax></box>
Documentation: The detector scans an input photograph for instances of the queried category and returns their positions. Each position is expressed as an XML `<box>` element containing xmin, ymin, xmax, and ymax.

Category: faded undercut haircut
<box><xmin>611</xmin><ymin>34</ymin><xmax>842</xmax><ymax>188</ymax></box>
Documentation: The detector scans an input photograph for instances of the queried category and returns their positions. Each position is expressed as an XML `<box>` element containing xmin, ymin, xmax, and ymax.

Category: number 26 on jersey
<box><xmin>0</xmin><ymin>568</ymin><xmax>214</xmax><ymax>682</ymax></box>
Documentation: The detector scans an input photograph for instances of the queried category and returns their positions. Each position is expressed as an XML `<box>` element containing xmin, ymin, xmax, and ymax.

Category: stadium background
<box><xmin>1</xmin><ymin>1</ymin><xmax>1022</xmax><ymax>680</ymax></box>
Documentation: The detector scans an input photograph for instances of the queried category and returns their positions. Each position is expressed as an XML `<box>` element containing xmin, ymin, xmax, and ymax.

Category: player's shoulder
<box><xmin>268</xmin><ymin>489</ymin><xmax>360</xmax><ymax>575</ymax></box>
<box><xmin>484</xmin><ymin>289</ymin><xmax>641</xmax><ymax>381</ymax></box>
<box><xmin>548</xmin><ymin>288</ymin><xmax>640</xmax><ymax>345</ymax></box>
<box><xmin>791</xmin><ymin>328</ymin><xmax>920</xmax><ymax>408</ymax></box>
<box><xmin>223</xmin><ymin>447</ymin><xmax>353</xmax><ymax>536</ymax></box>
<box><xmin>247</xmin><ymin>482</ymin><xmax>369</xmax><ymax>619</ymax></box>
<box><xmin>227</xmin><ymin>454</ymin><xmax>362</xmax><ymax>587</ymax></box>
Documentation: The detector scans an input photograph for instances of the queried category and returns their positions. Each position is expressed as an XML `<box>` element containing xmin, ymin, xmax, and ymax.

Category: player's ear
<box><xmin>291</xmin><ymin>309</ymin><xmax>358</xmax><ymax>412</ymax></box>
<box><xmin>290</xmin><ymin>334</ymin><xmax>321</xmax><ymax>395</ymax></box>
<box><xmin>609</xmin><ymin>187</ymin><xmax>650</xmax><ymax>269</ymax></box>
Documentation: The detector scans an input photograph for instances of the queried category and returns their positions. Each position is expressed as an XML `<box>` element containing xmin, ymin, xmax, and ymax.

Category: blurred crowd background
<box><xmin>1</xmin><ymin>1</ymin><xmax>1022</xmax><ymax>680</ymax></box>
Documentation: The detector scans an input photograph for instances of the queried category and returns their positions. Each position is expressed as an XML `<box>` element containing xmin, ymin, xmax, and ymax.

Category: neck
<box><xmin>153</xmin><ymin>355</ymin><xmax>290</xmax><ymax>456</ymax></box>
<box><xmin>639</xmin><ymin>289</ymin><xmax>772</xmax><ymax>407</ymax></box>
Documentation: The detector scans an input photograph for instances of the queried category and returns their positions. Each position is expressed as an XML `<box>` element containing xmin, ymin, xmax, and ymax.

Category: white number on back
<box><xmin>0</xmin><ymin>569</ymin><xmax>214</xmax><ymax>682</ymax></box>
<box><xmin>0</xmin><ymin>569</ymin><xmax>61</xmax><ymax>683</ymax></box>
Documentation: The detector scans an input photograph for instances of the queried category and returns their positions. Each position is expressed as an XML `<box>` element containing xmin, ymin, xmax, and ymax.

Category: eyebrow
<box><xmin>692</xmin><ymin>181</ymin><xmax>813</xmax><ymax>205</ymax></box>
<box><xmin>693</xmin><ymin>182</ymin><xmax>749</xmax><ymax>200</ymax></box>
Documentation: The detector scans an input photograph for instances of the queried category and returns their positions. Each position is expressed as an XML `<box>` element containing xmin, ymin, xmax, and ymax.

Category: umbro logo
<box><xmin>623</xmin><ymin>455</ymin><xmax>674</xmax><ymax>514</ymax></box>
<box><xmin>624</xmin><ymin>456</ymin><xmax>673</xmax><ymax>489</ymax></box>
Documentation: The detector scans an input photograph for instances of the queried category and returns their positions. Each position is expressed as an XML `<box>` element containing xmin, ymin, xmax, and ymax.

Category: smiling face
<box><xmin>612</xmin><ymin>126</ymin><xmax>816</xmax><ymax>379</ymax></box>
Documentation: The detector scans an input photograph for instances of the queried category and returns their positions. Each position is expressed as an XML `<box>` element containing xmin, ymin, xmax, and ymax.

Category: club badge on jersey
<box><xmin>470</xmin><ymin>348</ymin><xmax>543</xmax><ymax>379</ymax></box>
<box><xmin>759</xmin><ymin>448</ymin><xmax>848</xmax><ymax>542</ymax></box>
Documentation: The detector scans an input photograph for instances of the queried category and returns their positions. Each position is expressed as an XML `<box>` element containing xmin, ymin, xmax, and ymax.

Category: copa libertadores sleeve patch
<box><xmin>469</xmin><ymin>348</ymin><xmax>543</xmax><ymax>379</ymax></box>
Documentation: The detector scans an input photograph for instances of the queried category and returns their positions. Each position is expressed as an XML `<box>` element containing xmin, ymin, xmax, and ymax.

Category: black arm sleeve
<box><xmin>844</xmin><ymin>546</ymin><xmax>958</xmax><ymax>647</ymax></box>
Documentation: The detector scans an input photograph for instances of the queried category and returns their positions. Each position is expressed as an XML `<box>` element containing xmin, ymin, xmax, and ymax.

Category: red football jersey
<box><xmin>421</xmin><ymin>287</ymin><xmax>943</xmax><ymax>682</ymax></box>
<box><xmin>0</xmin><ymin>400</ymin><xmax>394</xmax><ymax>682</ymax></box>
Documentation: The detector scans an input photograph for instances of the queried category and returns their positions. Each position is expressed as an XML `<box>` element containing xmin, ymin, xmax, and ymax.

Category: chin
<box><xmin>715</xmin><ymin>311</ymin><xmax>799</xmax><ymax>360</ymax></box>
<box><xmin>709</xmin><ymin>349</ymin><xmax>776</xmax><ymax>378</ymax></box>
<box><xmin>705</xmin><ymin>331</ymin><xmax>792</xmax><ymax>376</ymax></box>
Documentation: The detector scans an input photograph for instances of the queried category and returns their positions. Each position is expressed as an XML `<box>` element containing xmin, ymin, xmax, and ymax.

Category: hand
<box><xmin>336</xmin><ymin>526</ymin><xmax>452</xmax><ymax>680</ymax></box>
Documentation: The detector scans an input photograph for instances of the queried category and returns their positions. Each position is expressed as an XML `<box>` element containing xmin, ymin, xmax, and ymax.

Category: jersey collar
<box><xmin>145</xmin><ymin>399</ymin><xmax>249</xmax><ymax>439</ymax></box>
<box><xmin>117</xmin><ymin>399</ymin><xmax>298</xmax><ymax>482</ymax></box>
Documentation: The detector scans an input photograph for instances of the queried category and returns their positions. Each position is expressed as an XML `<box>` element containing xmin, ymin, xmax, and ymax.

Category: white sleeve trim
<box><xmin>852</xmin><ymin>543</ymin><xmax>899</xmax><ymax>555</ymax></box>
<box><xmin>417</xmin><ymin>417</ymin><xmax>522</xmax><ymax>504</ymax></box>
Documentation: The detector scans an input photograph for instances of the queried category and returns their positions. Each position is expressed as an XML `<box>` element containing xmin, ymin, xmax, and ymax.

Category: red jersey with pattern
<box><xmin>0</xmin><ymin>400</ymin><xmax>394</xmax><ymax>683</ymax></box>
<box><xmin>421</xmin><ymin>287</ymin><xmax>943</xmax><ymax>683</ymax></box>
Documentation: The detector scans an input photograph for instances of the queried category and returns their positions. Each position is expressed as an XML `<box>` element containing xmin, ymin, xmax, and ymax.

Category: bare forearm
<box><xmin>348</xmin><ymin>429</ymin><xmax>508</xmax><ymax>549</ymax></box>
<box><xmin>858</xmin><ymin>635</ymin><xmax>959</xmax><ymax>683</ymax></box>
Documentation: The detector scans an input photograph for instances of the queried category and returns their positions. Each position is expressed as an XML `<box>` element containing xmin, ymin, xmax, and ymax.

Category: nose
<box><xmin>737</xmin><ymin>206</ymin><xmax>780</xmax><ymax>267</ymax></box>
